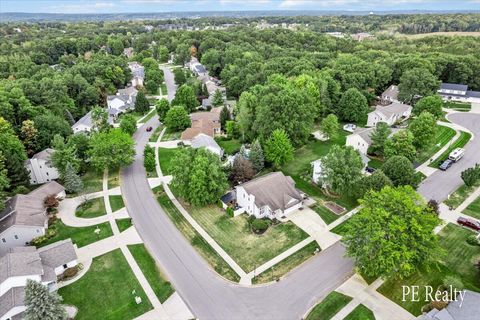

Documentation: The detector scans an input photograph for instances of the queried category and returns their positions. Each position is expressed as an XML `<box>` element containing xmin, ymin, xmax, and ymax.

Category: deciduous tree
<box><xmin>0</xmin><ymin>117</ymin><xmax>29</xmax><ymax>189</ymax></box>
<box><xmin>382</xmin><ymin>155</ymin><xmax>417</xmax><ymax>187</ymax></box>
<box><xmin>320</xmin><ymin>114</ymin><xmax>339</xmax><ymax>140</ymax></box>
<box><xmin>409</xmin><ymin>112</ymin><xmax>437</xmax><ymax>150</ymax></box>
<box><xmin>119</xmin><ymin>114</ymin><xmax>137</xmax><ymax>136</ymax></box>
<box><xmin>164</xmin><ymin>106</ymin><xmax>191</xmax><ymax>131</ymax></box>
<box><xmin>88</xmin><ymin>129</ymin><xmax>135</xmax><ymax>170</ymax></box>
<box><xmin>264</xmin><ymin>129</ymin><xmax>294</xmax><ymax>169</ymax></box>
<box><xmin>398</xmin><ymin>68</ymin><xmax>440</xmax><ymax>103</ymax></box>
<box><xmin>171</xmin><ymin>85</ymin><xmax>198</xmax><ymax>112</ymax></box>
<box><xmin>212</xmin><ymin>89</ymin><xmax>224</xmax><ymax>107</ymax></box>
<box><xmin>414</xmin><ymin>95</ymin><xmax>444</xmax><ymax>119</ymax></box>
<box><xmin>321</xmin><ymin>145</ymin><xmax>363</xmax><ymax>195</ymax></box>
<box><xmin>155</xmin><ymin>98</ymin><xmax>170</xmax><ymax>120</ymax></box>
<box><xmin>384</xmin><ymin>130</ymin><xmax>416</xmax><ymax>161</ymax></box>
<box><xmin>229</xmin><ymin>156</ymin><xmax>255</xmax><ymax>185</ymax></box>
<box><xmin>337</xmin><ymin>88</ymin><xmax>369</xmax><ymax>123</ymax></box>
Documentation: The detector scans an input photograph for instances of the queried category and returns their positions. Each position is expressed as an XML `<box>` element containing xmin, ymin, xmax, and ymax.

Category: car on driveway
<box><xmin>439</xmin><ymin>159</ymin><xmax>453</xmax><ymax>171</ymax></box>
<box><xmin>146</xmin><ymin>126</ymin><xmax>153</xmax><ymax>132</ymax></box>
<box><xmin>457</xmin><ymin>217</ymin><xmax>480</xmax><ymax>231</ymax></box>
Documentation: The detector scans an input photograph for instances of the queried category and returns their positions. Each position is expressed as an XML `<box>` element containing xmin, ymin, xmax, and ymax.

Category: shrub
<box><xmin>251</xmin><ymin>219</ymin><xmax>270</xmax><ymax>233</ymax></box>
<box><xmin>13</xmin><ymin>185</ymin><xmax>29</xmax><ymax>194</ymax></box>
<box><xmin>443</xmin><ymin>275</ymin><xmax>464</xmax><ymax>292</ymax></box>
<box><xmin>44</xmin><ymin>195</ymin><xmax>59</xmax><ymax>209</ymax></box>
<box><xmin>461</xmin><ymin>164</ymin><xmax>480</xmax><ymax>187</ymax></box>
<box><xmin>466</xmin><ymin>235</ymin><xmax>480</xmax><ymax>246</ymax></box>
<box><xmin>143</xmin><ymin>145</ymin><xmax>156</xmax><ymax>173</ymax></box>
<box><xmin>226</xmin><ymin>207</ymin><xmax>234</xmax><ymax>217</ymax></box>
<box><xmin>427</xmin><ymin>199</ymin><xmax>439</xmax><ymax>215</ymax></box>
<box><xmin>61</xmin><ymin>267</ymin><xmax>78</xmax><ymax>279</ymax></box>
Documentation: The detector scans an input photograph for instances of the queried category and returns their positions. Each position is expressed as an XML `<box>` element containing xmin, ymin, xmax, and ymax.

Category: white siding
<box><xmin>1</xmin><ymin>305</ymin><xmax>26</xmax><ymax>320</ymax></box>
<box><xmin>346</xmin><ymin>135</ymin><xmax>370</xmax><ymax>155</ymax></box>
<box><xmin>0</xmin><ymin>226</ymin><xmax>46</xmax><ymax>256</ymax></box>
<box><xmin>53</xmin><ymin>259</ymin><xmax>78</xmax><ymax>276</ymax></box>
<box><xmin>0</xmin><ymin>275</ymin><xmax>42</xmax><ymax>296</ymax></box>
<box><xmin>25</xmin><ymin>158</ymin><xmax>60</xmax><ymax>185</ymax></box>
<box><xmin>72</xmin><ymin>123</ymin><xmax>91</xmax><ymax>134</ymax></box>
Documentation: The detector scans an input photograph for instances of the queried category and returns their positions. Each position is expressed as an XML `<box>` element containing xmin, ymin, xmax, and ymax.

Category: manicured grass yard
<box><xmin>128</xmin><ymin>244</ymin><xmax>174</xmax><ymax>302</ymax></box>
<box><xmin>80</xmin><ymin>169</ymin><xmax>104</xmax><ymax>194</ymax></box>
<box><xmin>344</xmin><ymin>304</ymin><xmax>375</xmax><ymax>320</ymax></box>
<box><xmin>253</xmin><ymin>241</ymin><xmax>320</xmax><ymax>284</ymax></box>
<box><xmin>463</xmin><ymin>195</ymin><xmax>480</xmax><ymax>219</ymax></box>
<box><xmin>186</xmin><ymin>205</ymin><xmax>309</xmax><ymax>272</ymax></box>
<box><xmin>108</xmin><ymin>169</ymin><xmax>120</xmax><ymax>189</ymax></box>
<box><xmin>416</xmin><ymin>125</ymin><xmax>456</xmax><ymax>165</ymax></box>
<box><xmin>59</xmin><ymin>249</ymin><xmax>152</xmax><ymax>320</ymax></box>
<box><xmin>378</xmin><ymin>223</ymin><xmax>480</xmax><ymax>315</ymax></box>
<box><xmin>116</xmin><ymin>218</ymin><xmax>133</xmax><ymax>232</ymax></box>
<box><xmin>367</xmin><ymin>157</ymin><xmax>383</xmax><ymax>169</ymax></box>
<box><xmin>75</xmin><ymin>198</ymin><xmax>106</xmax><ymax>218</ymax></box>
<box><xmin>109</xmin><ymin>195</ymin><xmax>125</xmax><ymax>212</ymax></box>
<box><xmin>161</xmin><ymin>128</ymin><xmax>181</xmax><ymax>141</ymax></box>
<box><xmin>215</xmin><ymin>138</ymin><xmax>242</xmax><ymax>155</ymax></box>
<box><xmin>138</xmin><ymin>108</ymin><xmax>156</xmax><ymax>124</ymax></box>
<box><xmin>160</xmin><ymin>82</ymin><xmax>167</xmax><ymax>96</ymax></box>
<box><xmin>153</xmin><ymin>186</ymin><xmax>240</xmax><ymax>282</ymax></box>
<box><xmin>158</xmin><ymin>147</ymin><xmax>179</xmax><ymax>175</ymax></box>
<box><xmin>313</xmin><ymin>204</ymin><xmax>343</xmax><ymax>225</ymax></box>
<box><xmin>306</xmin><ymin>291</ymin><xmax>353</xmax><ymax>320</ymax></box>
<box><xmin>38</xmin><ymin>220</ymin><xmax>113</xmax><ymax>248</ymax></box>
<box><xmin>445</xmin><ymin>180</ymin><xmax>480</xmax><ymax>209</ymax></box>
<box><xmin>149</xmin><ymin>125</ymin><xmax>163</xmax><ymax>142</ymax></box>
<box><xmin>429</xmin><ymin>131</ymin><xmax>471</xmax><ymax>168</ymax></box>
<box><xmin>444</xmin><ymin>101</ymin><xmax>472</xmax><ymax>112</ymax></box>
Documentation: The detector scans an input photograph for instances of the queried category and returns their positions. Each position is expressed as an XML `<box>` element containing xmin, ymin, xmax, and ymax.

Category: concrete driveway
<box><xmin>418</xmin><ymin>113</ymin><xmax>480</xmax><ymax>202</ymax></box>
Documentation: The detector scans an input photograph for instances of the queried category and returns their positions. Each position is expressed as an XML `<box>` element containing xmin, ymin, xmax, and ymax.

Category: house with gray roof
<box><xmin>0</xmin><ymin>240</ymin><xmax>77</xmax><ymax>320</ymax></box>
<box><xmin>438</xmin><ymin>82</ymin><xmax>480</xmax><ymax>103</ymax></box>
<box><xmin>191</xmin><ymin>133</ymin><xmax>223</xmax><ymax>157</ymax></box>
<box><xmin>24</xmin><ymin>148</ymin><xmax>59</xmax><ymax>185</ymax></box>
<box><xmin>346</xmin><ymin>127</ymin><xmax>402</xmax><ymax>155</ymax></box>
<box><xmin>419</xmin><ymin>290</ymin><xmax>480</xmax><ymax>320</ymax></box>
<box><xmin>72</xmin><ymin>110</ymin><xmax>93</xmax><ymax>134</ymax></box>
<box><xmin>366</xmin><ymin>102</ymin><xmax>412</xmax><ymax>127</ymax></box>
<box><xmin>107</xmin><ymin>86</ymin><xmax>138</xmax><ymax>118</ymax></box>
<box><xmin>235</xmin><ymin>172</ymin><xmax>303</xmax><ymax>220</ymax></box>
<box><xmin>380</xmin><ymin>85</ymin><xmax>400</xmax><ymax>105</ymax></box>
<box><xmin>128</xmin><ymin>62</ymin><xmax>145</xmax><ymax>87</ymax></box>
<box><xmin>0</xmin><ymin>181</ymin><xmax>65</xmax><ymax>256</ymax></box>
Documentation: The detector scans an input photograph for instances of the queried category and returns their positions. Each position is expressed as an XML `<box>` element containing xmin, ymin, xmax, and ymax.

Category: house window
<box><xmin>36</xmin><ymin>229</ymin><xmax>40</xmax><ymax>233</ymax></box>
<box><xmin>46</xmin><ymin>172</ymin><xmax>49</xmax><ymax>176</ymax></box>
<box><xmin>1</xmin><ymin>238</ymin><xmax>5</xmax><ymax>243</ymax></box>
<box><xmin>63</xmin><ymin>264</ymin><xmax>68</xmax><ymax>269</ymax></box>
<box><xmin>14</xmin><ymin>235</ymin><xmax>18</xmax><ymax>239</ymax></box>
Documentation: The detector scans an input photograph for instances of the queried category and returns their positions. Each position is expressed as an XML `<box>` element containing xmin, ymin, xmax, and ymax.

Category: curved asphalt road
<box><xmin>419</xmin><ymin>113</ymin><xmax>480</xmax><ymax>202</ymax></box>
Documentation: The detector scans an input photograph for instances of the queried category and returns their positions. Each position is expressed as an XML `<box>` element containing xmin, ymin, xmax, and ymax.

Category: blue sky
<box><xmin>1</xmin><ymin>0</ymin><xmax>479</xmax><ymax>13</ymax></box>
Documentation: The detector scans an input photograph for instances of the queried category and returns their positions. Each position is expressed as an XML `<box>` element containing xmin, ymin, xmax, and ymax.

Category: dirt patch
<box><xmin>324</xmin><ymin>201</ymin><xmax>346</xmax><ymax>215</ymax></box>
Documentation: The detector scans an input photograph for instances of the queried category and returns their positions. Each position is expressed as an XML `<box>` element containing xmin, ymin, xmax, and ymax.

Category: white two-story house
<box><xmin>25</xmin><ymin>149</ymin><xmax>59</xmax><ymax>185</ymax></box>
<box><xmin>235</xmin><ymin>172</ymin><xmax>303</xmax><ymax>220</ymax></box>
<box><xmin>366</xmin><ymin>102</ymin><xmax>412</xmax><ymax>127</ymax></box>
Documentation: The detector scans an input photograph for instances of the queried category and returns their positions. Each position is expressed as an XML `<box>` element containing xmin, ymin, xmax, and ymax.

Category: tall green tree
<box><xmin>384</xmin><ymin>130</ymin><xmax>416</xmax><ymax>161</ymax></box>
<box><xmin>88</xmin><ymin>129</ymin><xmax>135</xmax><ymax>171</ymax></box>
<box><xmin>63</xmin><ymin>162</ymin><xmax>83</xmax><ymax>194</ymax></box>
<box><xmin>170</xmin><ymin>148</ymin><xmax>228</xmax><ymax>206</ymax></box>
<box><xmin>219</xmin><ymin>106</ymin><xmax>230</xmax><ymax>131</ymax></box>
<box><xmin>20</xmin><ymin>120</ymin><xmax>38</xmax><ymax>156</ymax></box>
<box><xmin>143</xmin><ymin>145</ymin><xmax>156</xmax><ymax>173</ymax></box>
<box><xmin>382</xmin><ymin>155</ymin><xmax>417</xmax><ymax>187</ymax></box>
<box><xmin>264</xmin><ymin>129</ymin><xmax>294</xmax><ymax>169</ymax></box>
<box><xmin>0</xmin><ymin>117</ymin><xmax>29</xmax><ymax>189</ymax></box>
<box><xmin>369</xmin><ymin>122</ymin><xmax>392</xmax><ymax>157</ymax></box>
<box><xmin>33</xmin><ymin>113</ymin><xmax>72</xmax><ymax>150</ymax></box>
<box><xmin>119</xmin><ymin>114</ymin><xmax>137</xmax><ymax>136</ymax></box>
<box><xmin>337</xmin><ymin>88</ymin><xmax>369</xmax><ymax>123</ymax></box>
<box><xmin>398</xmin><ymin>68</ymin><xmax>440</xmax><ymax>103</ymax></box>
<box><xmin>342</xmin><ymin>186</ymin><xmax>440</xmax><ymax>279</ymax></box>
<box><xmin>354</xmin><ymin>170</ymin><xmax>393</xmax><ymax>199</ymax></box>
<box><xmin>51</xmin><ymin>135</ymin><xmax>81</xmax><ymax>177</ymax></box>
<box><xmin>173</xmin><ymin>68</ymin><xmax>187</xmax><ymax>86</ymax></box>
<box><xmin>171</xmin><ymin>85</ymin><xmax>198</xmax><ymax>112</ymax></box>
<box><xmin>135</xmin><ymin>91</ymin><xmax>150</xmax><ymax>114</ymax></box>
<box><xmin>249</xmin><ymin>139</ymin><xmax>265</xmax><ymax>172</ymax></box>
<box><xmin>414</xmin><ymin>95</ymin><xmax>444</xmax><ymax>119</ymax></box>
<box><xmin>212</xmin><ymin>89</ymin><xmax>224</xmax><ymax>107</ymax></box>
<box><xmin>155</xmin><ymin>98</ymin><xmax>170</xmax><ymax>120</ymax></box>
<box><xmin>409</xmin><ymin>112</ymin><xmax>437</xmax><ymax>150</ymax></box>
<box><xmin>0</xmin><ymin>152</ymin><xmax>10</xmax><ymax>211</ymax></box>
<box><xmin>91</xmin><ymin>106</ymin><xmax>110</xmax><ymax>132</ymax></box>
<box><xmin>164</xmin><ymin>106</ymin><xmax>191</xmax><ymax>131</ymax></box>
<box><xmin>24</xmin><ymin>279</ymin><xmax>67</xmax><ymax>320</ymax></box>
<box><xmin>321</xmin><ymin>145</ymin><xmax>363</xmax><ymax>195</ymax></box>
<box><xmin>320</xmin><ymin>114</ymin><xmax>339</xmax><ymax>140</ymax></box>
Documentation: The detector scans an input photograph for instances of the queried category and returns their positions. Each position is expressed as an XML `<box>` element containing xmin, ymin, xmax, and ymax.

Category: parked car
<box><xmin>457</xmin><ymin>217</ymin><xmax>480</xmax><ymax>231</ymax></box>
<box><xmin>439</xmin><ymin>159</ymin><xmax>453</xmax><ymax>171</ymax></box>
<box><xmin>146</xmin><ymin>126</ymin><xmax>153</xmax><ymax>132</ymax></box>
<box><xmin>365</xmin><ymin>166</ymin><xmax>376</xmax><ymax>173</ymax></box>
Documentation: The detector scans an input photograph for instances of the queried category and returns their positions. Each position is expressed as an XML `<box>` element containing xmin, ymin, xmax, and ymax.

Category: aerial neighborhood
<box><xmin>0</xmin><ymin>3</ymin><xmax>480</xmax><ymax>320</ymax></box>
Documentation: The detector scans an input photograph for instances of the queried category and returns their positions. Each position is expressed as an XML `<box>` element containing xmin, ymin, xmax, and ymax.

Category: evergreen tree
<box><xmin>63</xmin><ymin>162</ymin><xmax>83</xmax><ymax>194</ymax></box>
<box><xmin>219</xmin><ymin>106</ymin><xmax>230</xmax><ymax>130</ymax></box>
<box><xmin>135</xmin><ymin>91</ymin><xmax>150</xmax><ymax>114</ymax></box>
<box><xmin>369</xmin><ymin>122</ymin><xmax>392</xmax><ymax>156</ymax></box>
<box><xmin>0</xmin><ymin>117</ymin><xmax>29</xmax><ymax>189</ymax></box>
<box><xmin>249</xmin><ymin>140</ymin><xmax>264</xmax><ymax>172</ymax></box>
<box><xmin>24</xmin><ymin>279</ymin><xmax>67</xmax><ymax>320</ymax></box>
<box><xmin>212</xmin><ymin>89</ymin><xmax>224</xmax><ymax>107</ymax></box>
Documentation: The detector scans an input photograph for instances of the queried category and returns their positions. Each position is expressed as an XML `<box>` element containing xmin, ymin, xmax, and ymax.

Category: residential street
<box><xmin>418</xmin><ymin>113</ymin><xmax>480</xmax><ymax>202</ymax></box>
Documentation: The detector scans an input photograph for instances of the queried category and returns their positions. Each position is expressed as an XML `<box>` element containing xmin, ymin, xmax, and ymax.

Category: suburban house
<box><xmin>191</xmin><ymin>133</ymin><xmax>223</xmax><ymax>157</ymax></box>
<box><xmin>352</xmin><ymin>32</ymin><xmax>373</xmax><ymax>41</ymax></box>
<box><xmin>234</xmin><ymin>172</ymin><xmax>303</xmax><ymax>220</ymax></box>
<box><xmin>128</xmin><ymin>62</ymin><xmax>145</xmax><ymax>87</ymax></box>
<box><xmin>181</xmin><ymin>109</ymin><xmax>221</xmax><ymax>141</ymax></box>
<box><xmin>0</xmin><ymin>239</ymin><xmax>78</xmax><ymax>320</ymax></box>
<box><xmin>366</xmin><ymin>102</ymin><xmax>412</xmax><ymax>127</ymax></box>
<box><xmin>123</xmin><ymin>47</ymin><xmax>134</xmax><ymax>58</ymax></box>
<box><xmin>0</xmin><ymin>181</ymin><xmax>65</xmax><ymax>256</ymax></box>
<box><xmin>346</xmin><ymin>127</ymin><xmax>401</xmax><ymax>155</ymax></box>
<box><xmin>107</xmin><ymin>86</ymin><xmax>138</xmax><ymax>118</ymax></box>
<box><xmin>25</xmin><ymin>149</ymin><xmax>60</xmax><ymax>185</ymax></box>
<box><xmin>438</xmin><ymin>82</ymin><xmax>480</xmax><ymax>103</ymax></box>
<box><xmin>188</xmin><ymin>57</ymin><xmax>208</xmax><ymax>77</ymax></box>
<box><xmin>419</xmin><ymin>290</ymin><xmax>480</xmax><ymax>320</ymax></box>
<box><xmin>72</xmin><ymin>110</ymin><xmax>93</xmax><ymax>133</ymax></box>
<box><xmin>199</xmin><ymin>75</ymin><xmax>227</xmax><ymax>100</ymax></box>
<box><xmin>380</xmin><ymin>85</ymin><xmax>399</xmax><ymax>105</ymax></box>
<box><xmin>311</xmin><ymin>159</ymin><xmax>325</xmax><ymax>187</ymax></box>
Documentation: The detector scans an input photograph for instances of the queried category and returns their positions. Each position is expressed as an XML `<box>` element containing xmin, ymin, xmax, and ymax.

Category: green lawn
<box><xmin>38</xmin><ymin>220</ymin><xmax>113</xmax><ymax>248</ymax></box>
<box><xmin>161</xmin><ymin>128</ymin><xmax>181</xmax><ymax>141</ymax></box>
<box><xmin>429</xmin><ymin>131</ymin><xmax>471</xmax><ymax>167</ymax></box>
<box><xmin>344</xmin><ymin>304</ymin><xmax>375</xmax><ymax>320</ymax></box>
<box><xmin>253</xmin><ymin>241</ymin><xmax>319</xmax><ymax>284</ymax></box>
<box><xmin>416</xmin><ymin>125</ymin><xmax>456</xmax><ymax>165</ymax></box>
<box><xmin>367</xmin><ymin>157</ymin><xmax>383</xmax><ymax>169</ymax></box>
<box><xmin>445</xmin><ymin>180</ymin><xmax>480</xmax><ymax>209</ymax></box>
<box><xmin>59</xmin><ymin>249</ymin><xmax>152</xmax><ymax>320</ymax></box>
<box><xmin>160</xmin><ymin>82</ymin><xmax>167</xmax><ymax>96</ymax></box>
<box><xmin>306</xmin><ymin>291</ymin><xmax>353</xmax><ymax>320</ymax></box>
<box><xmin>216</xmin><ymin>138</ymin><xmax>242</xmax><ymax>155</ymax></box>
<box><xmin>109</xmin><ymin>195</ymin><xmax>125</xmax><ymax>212</ymax></box>
<box><xmin>138</xmin><ymin>108</ymin><xmax>157</xmax><ymax>124</ymax></box>
<box><xmin>463</xmin><ymin>195</ymin><xmax>480</xmax><ymax>219</ymax></box>
<box><xmin>116</xmin><ymin>218</ymin><xmax>133</xmax><ymax>232</ymax></box>
<box><xmin>444</xmin><ymin>101</ymin><xmax>472</xmax><ymax>112</ymax></box>
<box><xmin>75</xmin><ymin>198</ymin><xmax>106</xmax><ymax>218</ymax></box>
<box><xmin>158</xmin><ymin>148</ymin><xmax>179</xmax><ymax>175</ymax></box>
<box><xmin>153</xmin><ymin>186</ymin><xmax>240</xmax><ymax>282</ymax></box>
<box><xmin>108</xmin><ymin>169</ymin><xmax>120</xmax><ymax>189</ymax></box>
<box><xmin>330</xmin><ymin>218</ymin><xmax>353</xmax><ymax>236</ymax></box>
<box><xmin>313</xmin><ymin>204</ymin><xmax>343</xmax><ymax>225</ymax></box>
<box><xmin>186</xmin><ymin>205</ymin><xmax>309</xmax><ymax>272</ymax></box>
<box><xmin>80</xmin><ymin>169</ymin><xmax>104</xmax><ymax>194</ymax></box>
<box><xmin>378</xmin><ymin>224</ymin><xmax>480</xmax><ymax>315</ymax></box>
<box><xmin>149</xmin><ymin>125</ymin><xmax>163</xmax><ymax>142</ymax></box>
<box><xmin>128</xmin><ymin>244</ymin><xmax>174</xmax><ymax>303</ymax></box>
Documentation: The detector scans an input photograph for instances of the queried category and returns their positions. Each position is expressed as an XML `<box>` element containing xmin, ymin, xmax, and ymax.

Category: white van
<box><xmin>448</xmin><ymin>148</ymin><xmax>465</xmax><ymax>162</ymax></box>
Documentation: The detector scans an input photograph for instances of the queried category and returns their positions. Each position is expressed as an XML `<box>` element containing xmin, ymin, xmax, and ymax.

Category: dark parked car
<box><xmin>439</xmin><ymin>159</ymin><xmax>453</xmax><ymax>171</ymax></box>
<box><xmin>365</xmin><ymin>167</ymin><xmax>376</xmax><ymax>173</ymax></box>
<box><xmin>146</xmin><ymin>126</ymin><xmax>153</xmax><ymax>132</ymax></box>
<box><xmin>457</xmin><ymin>217</ymin><xmax>480</xmax><ymax>231</ymax></box>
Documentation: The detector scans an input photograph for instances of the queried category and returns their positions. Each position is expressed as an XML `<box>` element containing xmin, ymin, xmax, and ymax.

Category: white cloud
<box><xmin>219</xmin><ymin>0</ymin><xmax>270</xmax><ymax>4</ymax></box>
<box><xmin>48</xmin><ymin>1</ymin><xmax>115</xmax><ymax>13</ymax></box>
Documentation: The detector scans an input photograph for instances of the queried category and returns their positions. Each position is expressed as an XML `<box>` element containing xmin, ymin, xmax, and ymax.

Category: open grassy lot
<box><xmin>462</xmin><ymin>195</ymin><xmax>480</xmax><ymax>219</ymax></box>
<box><xmin>109</xmin><ymin>195</ymin><xmax>125</xmax><ymax>212</ymax></box>
<box><xmin>153</xmin><ymin>186</ymin><xmax>240</xmax><ymax>282</ymax></box>
<box><xmin>38</xmin><ymin>220</ymin><xmax>113</xmax><ymax>248</ymax></box>
<box><xmin>108</xmin><ymin>169</ymin><xmax>120</xmax><ymax>189</ymax></box>
<box><xmin>116</xmin><ymin>218</ymin><xmax>133</xmax><ymax>232</ymax></box>
<box><xmin>216</xmin><ymin>138</ymin><xmax>242</xmax><ymax>155</ymax></box>
<box><xmin>253</xmin><ymin>241</ymin><xmax>319</xmax><ymax>284</ymax></box>
<box><xmin>158</xmin><ymin>147</ymin><xmax>179</xmax><ymax>175</ymax></box>
<box><xmin>186</xmin><ymin>205</ymin><xmax>309</xmax><ymax>272</ymax></box>
<box><xmin>429</xmin><ymin>131</ymin><xmax>471</xmax><ymax>167</ymax></box>
<box><xmin>306</xmin><ymin>291</ymin><xmax>353</xmax><ymax>320</ymax></box>
<box><xmin>75</xmin><ymin>198</ymin><xmax>106</xmax><ymax>218</ymax></box>
<box><xmin>80</xmin><ymin>169</ymin><xmax>104</xmax><ymax>194</ymax></box>
<box><xmin>149</xmin><ymin>125</ymin><xmax>163</xmax><ymax>142</ymax></box>
<box><xmin>416</xmin><ymin>125</ymin><xmax>456</xmax><ymax>164</ymax></box>
<box><xmin>344</xmin><ymin>304</ymin><xmax>375</xmax><ymax>320</ymax></box>
<box><xmin>128</xmin><ymin>244</ymin><xmax>174</xmax><ymax>303</ymax></box>
<box><xmin>445</xmin><ymin>180</ymin><xmax>480</xmax><ymax>209</ymax></box>
<box><xmin>161</xmin><ymin>128</ymin><xmax>181</xmax><ymax>141</ymax></box>
<box><xmin>59</xmin><ymin>249</ymin><xmax>152</xmax><ymax>320</ymax></box>
<box><xmin>378</xmin><ymin>223</ymin><xmax>480</xmax><ymax>315</ymax></box>
<box><xmin>444</xmin><ymin>101</ymin><xmax>472</xmax><ymax>112</ymax></box>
